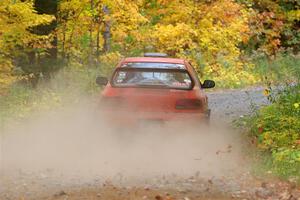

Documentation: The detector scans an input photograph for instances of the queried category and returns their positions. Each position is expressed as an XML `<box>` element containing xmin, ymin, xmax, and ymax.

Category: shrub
<box><xmin>247</xmin><ymin>84</ymin><xmax>300</xmax><ymax>180</ymax></box>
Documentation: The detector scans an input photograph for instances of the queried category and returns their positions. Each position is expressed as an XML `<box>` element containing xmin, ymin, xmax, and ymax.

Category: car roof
<box><xmin>121</xmin><ymin>57</ymin><xmax>186</xmax><ymax>65</ymax></box>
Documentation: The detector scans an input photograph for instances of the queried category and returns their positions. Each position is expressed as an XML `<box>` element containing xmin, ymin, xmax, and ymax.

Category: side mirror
<box><xmin>202</xmin><ymin>80</ymin><xmax>215</xmax><ymax>89</ymax></box>
<box><xmin>96</xmin><ymin>76</ymin><xmax>108</xmax><ymax>86</ymax></box>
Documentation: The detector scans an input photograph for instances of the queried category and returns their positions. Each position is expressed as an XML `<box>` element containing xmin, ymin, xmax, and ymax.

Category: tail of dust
<box><xmin>1</xmin><ymin>101</ymin><xmax>247</xmax><ymax>186</ymax></box>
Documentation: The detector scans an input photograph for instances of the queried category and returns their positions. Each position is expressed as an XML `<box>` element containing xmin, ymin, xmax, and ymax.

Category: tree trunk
<box><xmin>34</xmin><ymin>0</ymin><xmax>58</xmax><ymax>77</ymax></box>
<box><xmin>103</xmin><ymin>5</ymin><xmax>111</xmax><ymax>53</ymax></box>
<box><xmin>96</xmin><ymin>24</ymin><xmax>101</xmax><ymax>58</ymax></box>
<box><xmin>62</xmin><ymin>22</ymin><xmax>66</xmax><ymax>59</ymax></box>
<box><xmin>89</xmin><ymin>0</ymin><xmax>94</xmax><ymax>65</ymax></box>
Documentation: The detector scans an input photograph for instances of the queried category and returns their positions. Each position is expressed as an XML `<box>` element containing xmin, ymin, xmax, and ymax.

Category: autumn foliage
<box><xmin>0</xmin><ymin>0</ymin><xmax>299</xmax><ymax>93</ymax></box>
<box><xmin>0</xmin><ymin>0</ymin><xmax>54</xmax><ymax>93</ymax></box>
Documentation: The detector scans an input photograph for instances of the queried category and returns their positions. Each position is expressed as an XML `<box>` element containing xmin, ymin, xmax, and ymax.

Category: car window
<box><xmin>113</xmin><ymin>69</ymin><xmax>192</xmax><ymax>89</ymax></box>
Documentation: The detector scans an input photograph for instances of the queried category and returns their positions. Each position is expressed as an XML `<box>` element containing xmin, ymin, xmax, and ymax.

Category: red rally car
<box><xmin>96</xmin><ymin>53</ymin><xmax>215</xmax><ymax>126</ymax></box>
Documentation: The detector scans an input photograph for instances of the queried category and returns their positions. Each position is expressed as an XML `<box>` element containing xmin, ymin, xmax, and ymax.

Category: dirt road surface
<box><xmin>1</xmin><ymin>88</ymin><xmax>299</xmax><ymax>200</ymax></box>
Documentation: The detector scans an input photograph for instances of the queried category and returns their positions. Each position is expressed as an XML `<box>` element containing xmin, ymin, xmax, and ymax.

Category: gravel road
<box><xmin>208</xmin><ymin>87</ymin><xmax>269</xmax><ymax>122</ymax></box>
<box><xmin>1</xmin><ymin>88</ymin><xmax>299</xmax><ymax>200</ymax></box>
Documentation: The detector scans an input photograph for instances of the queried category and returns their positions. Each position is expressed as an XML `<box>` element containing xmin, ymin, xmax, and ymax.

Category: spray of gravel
<box><xmin>0</xmin><ymin>100</ymin><xmax>247</xmax><ymax>188</ymax></box>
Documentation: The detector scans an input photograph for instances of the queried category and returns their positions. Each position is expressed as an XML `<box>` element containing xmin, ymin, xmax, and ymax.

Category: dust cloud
<box><xmin>0</xmin><ymin>101</ymin><xmax>247</xmax><ymax>186</ymax></box>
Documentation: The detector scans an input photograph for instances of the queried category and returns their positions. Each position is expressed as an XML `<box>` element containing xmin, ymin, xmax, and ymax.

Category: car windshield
<box><xmin>112</xmin><ymin>68</ymin><xmax>192</xmax><ymax>89</ymax></box>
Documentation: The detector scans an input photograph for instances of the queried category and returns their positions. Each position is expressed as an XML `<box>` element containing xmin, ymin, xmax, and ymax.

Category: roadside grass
<box><xmin>0</xmin><ymin>67</ymin><xmax>102</xmax><ymax>128</ymax></box>
<box><xmin>201</xmin><ymin>53</ymin><xmax>300</xmax><ymax>89</ymax></box>
<box><xmin>252</xmin><ymin>53</ymin><xmax>300</xmax><ymax>85</ymax></box>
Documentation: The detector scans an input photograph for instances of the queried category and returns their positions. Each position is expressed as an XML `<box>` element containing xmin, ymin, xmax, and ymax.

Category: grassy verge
<box><xmin>252</xmin><ymin>53</ymin><xmax>300</xmax><ymax>85</ymax></box>
<box><xmin>201</xmin><ymin>53</ymin><xmax>300</xmax><ymax>89</ymax></box>
<box><xmin>0</xmin><ymin>67</ymin><xmax>101</xmax><ymax>127</ymax></box>
<box><xmin>239</xmin><ymin>84</ymin><xmax>300</xmax><ymax>182</ymax></box>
